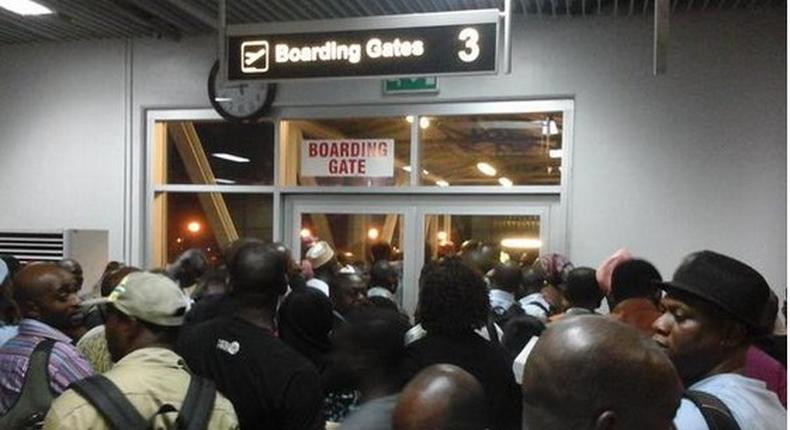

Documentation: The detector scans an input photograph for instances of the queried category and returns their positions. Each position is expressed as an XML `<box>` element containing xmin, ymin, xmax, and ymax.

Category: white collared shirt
<box><xmin>489</xmin><ymin>289</ymin><xmax>515</xmax><ymax>311</ymax></box>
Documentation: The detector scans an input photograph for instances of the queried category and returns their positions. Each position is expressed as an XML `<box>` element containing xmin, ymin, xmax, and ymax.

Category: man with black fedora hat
<box><xmin>653</xmin><ymin>250</ymin><xmax>785</xmax><ymax>430</ymax></box>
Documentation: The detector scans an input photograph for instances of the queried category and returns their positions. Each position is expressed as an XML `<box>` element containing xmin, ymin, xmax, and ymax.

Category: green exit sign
<box><xmin>383</xmin><ymin>77</ymin><xmax>439</xmax><ymax>95</ymax></box>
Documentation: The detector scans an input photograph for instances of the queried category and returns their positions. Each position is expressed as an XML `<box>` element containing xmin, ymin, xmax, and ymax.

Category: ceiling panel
<box><xmin>0</xmin><ymin>0</ymin><xmax>783</xmax><ymax>45</ymax></box>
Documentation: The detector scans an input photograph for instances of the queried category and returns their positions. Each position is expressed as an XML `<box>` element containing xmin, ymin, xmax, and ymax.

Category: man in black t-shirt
<box><xmin>177</xmin><ymin>241</ymin><xmax>324</xmax><ymax>430</ymax></box>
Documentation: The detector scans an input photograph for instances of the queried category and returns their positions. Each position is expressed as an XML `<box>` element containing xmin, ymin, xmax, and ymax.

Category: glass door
<box><xmin>285</xmin><ymin>195</ymin><xmax>417</xmax><ymax>311</ymax></box>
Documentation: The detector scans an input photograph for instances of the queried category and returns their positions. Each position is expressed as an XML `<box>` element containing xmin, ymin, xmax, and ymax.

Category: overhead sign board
<box><xmin>301</xmin><ymin>139</ymin><xmax>394</xmax><ymax>177</ymax></box>
<box><xmin>226</xmin><ymin>10</ymin><xmax>499</xmax><ymax>82</ymax></box>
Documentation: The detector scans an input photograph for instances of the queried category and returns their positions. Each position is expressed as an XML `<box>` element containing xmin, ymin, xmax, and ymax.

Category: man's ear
<box><xmin>18</xmin><ymin>300</ymin><xmax>40</xmax><ymax>319</ymax></box>
<box><xmin>720</xmin><ymin>321</ymin><xmax>749</xmax><ymax>348</ymax></box>
<box><xmin>594</xmin><ymin>410</ymin><xmax>617</xmax><ymax>430</ymax></box>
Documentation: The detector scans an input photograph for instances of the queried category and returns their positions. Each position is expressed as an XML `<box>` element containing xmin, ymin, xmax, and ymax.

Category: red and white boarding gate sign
<box><xmin>301</xmin><ymin>139</ymin><xmax>395</xmax><ymax>177</ymax></box>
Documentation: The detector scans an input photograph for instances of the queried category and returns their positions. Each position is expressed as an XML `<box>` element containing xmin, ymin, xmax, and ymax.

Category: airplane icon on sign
<box><xmin>240</xmin><ymin>40</ymin><xmax>269</xmax><ymax>73</ymax></box>
<box><xmin>245</xmin><ymin>49</ymin><xmax>266</xmax><ymax>66</ymax></box>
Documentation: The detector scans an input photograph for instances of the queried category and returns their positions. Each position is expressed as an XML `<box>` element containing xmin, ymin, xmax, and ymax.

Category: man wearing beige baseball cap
<box><xmin>43</xmin><ymin>272</ymin><xmax>239</xmax><ymax>429</ymax></box>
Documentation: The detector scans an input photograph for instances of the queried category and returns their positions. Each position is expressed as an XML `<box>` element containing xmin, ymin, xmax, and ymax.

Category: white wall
<box><xmin>0</xmin><ymin>39</ymin><xmax>128</xmax><ymax>260</ymax></box>
<box><xmin>0</xmin><ymin>10</ymin><xmax>785</xmax><ymax>292</ymax></box>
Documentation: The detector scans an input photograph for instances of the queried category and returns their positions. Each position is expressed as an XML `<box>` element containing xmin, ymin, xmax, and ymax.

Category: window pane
<box><xmin>282</xmin><ymin>118</ymin><xmax>411</xmax><ymax>187</ymax></box>
<box><xmin>424</xmin><ymin>214</ymin><xmax>541</xmax><ymax>265</ymax></box>
<box><xmin>153</xmin><ymin>193</ymin><xmax>273</xmax><ymax>266</ymax></box>
<box><xmin>159</xmin><ymin>121</ymin><xmax>274</xmax><ymax>185</ymax></box>
<box><xmin>420</xmin><ymin>113</ymin><xmax>563</xmax><ymax>186</ymax></box>
<box><xmin>300</xmin><ymin>213</ymin><xmax>404</xmax><ymax>264</ymax></box>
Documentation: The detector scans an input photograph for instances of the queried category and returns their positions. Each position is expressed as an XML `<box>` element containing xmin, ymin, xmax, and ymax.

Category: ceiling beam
<box><xmin>162</xmin><ymin>0</ymin><xmax>217</xmax><ymax>29</ymax></box>
<box><xmin>105</xmin><ymin>0</ymin><xmax>183</xmax><ymax>40</ymax></box>
<box><xmin>127</xmin><ymin>0</ymin><xmax>203</xmax><ymax>32</ymax></box>
<box><xmin>0</xmin><ymin>13</ymin><xmax>59</xmax><ymax>41</ymax></box>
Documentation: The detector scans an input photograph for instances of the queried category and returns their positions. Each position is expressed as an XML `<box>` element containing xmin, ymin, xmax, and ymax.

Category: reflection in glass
<box><xmin>420</xmin><ymin>113</ymin><xmax>563</xmax><ymax>186</ymax></box>
<box><xmin>155</xmin><ymin>193</ymin><xmax>273</xmax><ymax>266</ymax></box>
<box><xmin>424</xmin><ymin>214</ymin><xmax>541</xmax><ymax>265</ymax></box>
<box><xmin>162</xmin><ymin>121</ymin><xmax>275</xmax><ymax>185</ymax></box>
<box><xmin>283</xmin><ymin>118</ymin><xmax>411</xmax><ymax>187</ymax></box>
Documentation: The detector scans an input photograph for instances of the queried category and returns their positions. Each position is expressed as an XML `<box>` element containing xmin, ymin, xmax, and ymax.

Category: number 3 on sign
<box><xmin>457</xmin><ymin>28</ymin><xmax>480</xmax><ymax>63</ymax></box>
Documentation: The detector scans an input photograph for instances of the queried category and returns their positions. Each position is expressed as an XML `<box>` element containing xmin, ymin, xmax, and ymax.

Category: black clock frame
<box><xmin>207</xmin><ymin>60</ymin><xmax>277</xmax><ymax>123</ymax></box>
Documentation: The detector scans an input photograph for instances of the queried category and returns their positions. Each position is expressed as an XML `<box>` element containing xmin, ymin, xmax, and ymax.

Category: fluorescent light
<box><xmin>402</xmin><ymin>165</ymin><xmax>412</xmax><ymax>172</ymax></box>
<box><xmin>212</xmin><ymin>152</ymin><xmax>250</xmax><ymax>163</ymax></box>
<box><xmin>549</xmin><ymin>149</ymin><xmax>563</xmax><ymax>158</ymax></box>
<box><xmin>214</xmin><ymin>97</ymin><xmax>233</xmax><ymax>102</ymax></box>
<box><xmin>542</xmin><ymin>119</ymin><xmax>559</xmax><ymax>136</ymax></box>
<box><xmin>476</xmin><ymin>162</ymin><xmax>497</xmax><ymax>176</ymax></box>
<box><xmin>422</xmin><ymin>169</ymin><xmax>430</xmax><ymax>175</ymax></box>
<box><xmin>419</xmin><ymin>117</ymin><xmax>430</xmax><ymax>129</ymax></box>
<box><xmin>406</xmin><ymin>115</ymin><xmax>415</xmax><ymax>124</ymax></box>
<box><xmin>498</xmin><ymin>177</ymin><xmax>513</xmax><ymax>187</ymax></box>
<box><xmin>435</xmin><ymin>179</ymin><xmax>449</xmax><ymax>187</ymax></box>
<box><xmin>214</xmin><ymin>178</ymin><xmax>236</xmax><ymax>184</ymax></box>
<box><xmin>501</xmin><ymin>238</ymin><xmax>542</xmax><ymax>249</ymax></box>
<box><xmin>0</xmin><ymin>0</ymin><xmax>53</xmax><ymax>15</ymax></box>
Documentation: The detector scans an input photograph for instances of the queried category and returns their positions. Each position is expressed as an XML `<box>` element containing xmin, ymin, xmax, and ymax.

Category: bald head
<box><xmin>393</xmin><ymin>364</ymin><xmax>487</xmax><ymax>430</ymax></box>
<box><xmin>522</xmin><ymin>316</ymin><xmax>681</xmax><ymax>430</ymax></box>
<box><xmin>13</xmin><ymin>263</ymin><xmax>83</xmax><ymax>333</ymax></box>
<box><xmin>57</xmin><ymin>258</ymin><xmax>83</xmax><ymax>290</ymax></box>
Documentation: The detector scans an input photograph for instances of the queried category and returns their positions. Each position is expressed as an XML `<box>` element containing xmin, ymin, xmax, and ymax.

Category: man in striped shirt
<box><xmin>0</xmin><ymin>263</ymin><xmax>94</xmax><ymax>414</ymax></box>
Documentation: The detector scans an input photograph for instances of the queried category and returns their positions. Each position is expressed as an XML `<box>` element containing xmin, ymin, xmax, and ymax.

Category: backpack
<box><xmin>0</xmin><ymin>339</ymin><xmax>56</xmax><ymax>430</ymax></box>
<box><xmin>70</xmin><ymin>373</ymin><xmax>217</xmax><ymax>430</ymax></box>
<box><xmin>683</xmin><ymin>390</ymin><xmax>741</xmax><ymax>430</ymax></box>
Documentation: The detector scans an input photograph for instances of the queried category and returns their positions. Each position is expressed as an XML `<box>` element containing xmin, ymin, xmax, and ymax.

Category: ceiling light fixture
<box><xmin>549</xmin><ymin>149</ymin><xmax>563</xmax><ymax>158</ymax></box>
<box><xmin>476</xmin><ymin>162</ymin><xmax>497</xmax><ymax>176</ymax></box>
<box><xmin>437</xmin><ymin>231</ymin><xmax>448</xmax><ymax>241</ymax></box>
<box><xmin>406</xmin><ymin>115</ymin><xmax>415</xmax><ymax>123</ymax></box>
<box><xmin>212</xmin><ymin>152</ymin><xmax>250</xmax><ymax>163</ymax></box>
<box><xmin>435</xmin><ymin>179</ymin><xmax>449</xmax><ymax>187</ymax></box>
<box><xmin>214</xmin><ymin>178</ymin><xmax>236</xmax><ymax>184</ymax></box>
<box><xmin>367</xmin><ymin>228</ymin><xmax>380</xmax><ymax>240</ymax></box>
<box><xmin>0</xmin><ymin>0</ymin><xmax>53</xmax><ymax>15</ymax></box>
<box><xmin>501</xmin><ymin>238</ymin><xmax>542</xmax><ymax>249</ymax></box>
<box><xmin>419</xmin><ymin>117</ymin><xmax>431</xmax><ymax>129</ymax></box>
<box><xmin>402</xmin><ymin>165</ymin><xmax>412</xmax><ymax>172</ymax></box>
<box><xmin>498</xmin><ymin>177</ymin><xmax>513</xmax><ymax>187</ymax></box>
<box><xmin>542</xmin><ymin>118</ymin><xmax>559</xmax><ymax>136</ymax></box>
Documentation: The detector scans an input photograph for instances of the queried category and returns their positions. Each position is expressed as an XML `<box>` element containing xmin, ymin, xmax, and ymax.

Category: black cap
<box><xmin>657</xmin><ymin>250</ymin><xmax>771</xmax><ymax>332</ymax></box>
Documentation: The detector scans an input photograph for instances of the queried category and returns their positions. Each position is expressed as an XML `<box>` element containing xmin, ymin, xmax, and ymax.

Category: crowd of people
<box><xmin>0</xmin><ymin>238</ymin><xmax>785</xmax><ymax>430</ymax></box>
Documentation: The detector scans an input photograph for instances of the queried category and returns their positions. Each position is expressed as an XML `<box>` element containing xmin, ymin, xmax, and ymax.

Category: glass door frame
<box><xmin>285</xmin><ymin>194</ymin><xmax>553</xmax><ymax>315</ymax></box>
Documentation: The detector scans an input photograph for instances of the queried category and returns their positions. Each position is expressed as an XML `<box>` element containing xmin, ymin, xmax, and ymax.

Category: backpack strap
<box><xmin>485</xmin><ymin>319</ymin><xmax>500</xmax><ymax>344</ymax></box>
<box><xmin>684</xmin><ymin>390</ymin><xmax>741</xmax><ymax>430</ymax></box>
<box><xmin>70</xmin><ymin>375</ymin><xmax>148</xmax><ymax>430</ymax></box>
<box><xmin>0</xmin><ymin>339</ymin><xmax>57</xmax><ymax>429</ymax></box>
<box><xmin>525</xmin><ymin>300</ymin><xmax>550</xmax><ymax>316</ymax></box>
<box><xmin>176</xmin><ymin>375</ymin><xmax>217</xmax><ymax>430</ymax></box>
